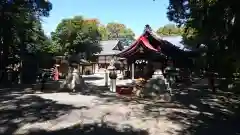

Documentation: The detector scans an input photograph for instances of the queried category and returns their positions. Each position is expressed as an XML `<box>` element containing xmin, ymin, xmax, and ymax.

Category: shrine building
<box><xmin>117</xmin><ymin>25</ymin><xmax>199</xmax><ymax>79</ymax></box>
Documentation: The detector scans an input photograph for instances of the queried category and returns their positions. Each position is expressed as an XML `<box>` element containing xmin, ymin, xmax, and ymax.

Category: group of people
<box><xmin>41</xmin><ymin>63</ymin><xmax>81</xmax><ymax>91</ymax></box>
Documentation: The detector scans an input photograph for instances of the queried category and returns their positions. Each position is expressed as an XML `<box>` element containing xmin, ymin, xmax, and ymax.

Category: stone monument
<box><xmin>60</xmin><ymin>63</ymin><xmax>88</xmax><ymax>92</ymax></box>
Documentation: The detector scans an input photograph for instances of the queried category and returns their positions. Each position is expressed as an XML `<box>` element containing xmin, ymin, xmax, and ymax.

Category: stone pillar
<box><xmin>131</xmin><ymin>63</ymin><xmax>135</xmax><ymax>80</ymax></box>
<box><xmin>112</xmin><ymin>79</ymin><xmax>116</xmax><ymax>92</ymax></box>
<box><xmin>109</xmin><ymin>70</ymin><xmax>117</xmax><ymax>92</ymax></box>
<box><xmin>109</xmin><ymin>79</ymin><xmax>113</xmax><ymax>91</ymax></box>
<box><xmin>104</xmin><ymin>69</ymin><xmax>108</xmax><ymax>86</ymax></box>
<box><xmin>110</xmin><ymin>79</ymin><xmax>116</xmax><ymax>92</ymax></box>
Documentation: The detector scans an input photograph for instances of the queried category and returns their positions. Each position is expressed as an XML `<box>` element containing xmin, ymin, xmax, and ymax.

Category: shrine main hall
<box><xmin>101</xmin><ymin>25</ymin><xmax>199</xmax><ymax>80</ymax></box>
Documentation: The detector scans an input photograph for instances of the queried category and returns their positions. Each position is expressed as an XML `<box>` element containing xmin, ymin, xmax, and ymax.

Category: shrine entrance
<box><xmin>134</xmin><ymin>59</ymin><xmax>148</xmax><ymax>78</ymax></box>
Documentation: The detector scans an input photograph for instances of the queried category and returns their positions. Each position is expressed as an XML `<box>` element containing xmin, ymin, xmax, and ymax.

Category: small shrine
<box><xmin>115</xmin><ymin>25</ymin><xmax>199</xmax><ymax>100</ymax></box>
<box><xmin>117</xmin><ymin>24</ymin><xmax>198</xmax><ymax>80</ymax></box>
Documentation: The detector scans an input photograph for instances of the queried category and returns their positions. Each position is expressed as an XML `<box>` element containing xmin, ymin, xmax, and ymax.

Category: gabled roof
<box><xmin>96</xmin><ymin>40</ymin><xmax>124</xmax><ymax>56</ymax></box>
<box><xmin>118</xmin><ymin>25</ymin><xmax>198</xmax><ymax>58</ymax></box>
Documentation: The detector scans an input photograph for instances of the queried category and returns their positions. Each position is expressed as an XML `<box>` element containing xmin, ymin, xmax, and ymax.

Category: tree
<box><xmin>122</xmin><ymin>28</ymin><xmax>135</xmax><ymax>40</ymax></box>
<box><xmin>98</xmin><ymin>25</ymin><xmax>109</xmax><ymax>40</ymax></box>
<box><xmin>0</xmin><ymin>0</ymin><xmax>52</xmax><ymax>83</ymax></box>
<box><xmin>25</xmin><ymin>19</ymin><xmax>57</xmax><ymax>54</ymax></box>
<box><xmin>106</xmin><ymin>22</ymin><xmax>135</xmax><ymax>40</ymax></box>
<box><xmin>167</xmin><ymin>0</ymin><xmax>240</xmax><ymax>89</ymax></box>
<box><xmin>51</xmin><ymin>16</ymin><xmax>102</xmax><ymax>60</ymax></box>
<box><xmin>156</xmin><ymin>24</ymin><xmax>183</xmax><ymax>36</ymax></box>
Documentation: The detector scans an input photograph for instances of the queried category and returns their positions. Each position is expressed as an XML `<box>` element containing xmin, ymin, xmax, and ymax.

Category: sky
<box><xmin>42</xmin><ymin>0</ymin><xmax>171</xmax><ymax>38</ymax></box>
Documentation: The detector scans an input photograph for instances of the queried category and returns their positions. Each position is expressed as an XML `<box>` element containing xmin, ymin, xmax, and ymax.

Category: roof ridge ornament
<box><xmin>144</xmin><ymin>24</ymin><xmax>163</xmax><ymax>40</ymax></box>
<box><xmin>144</xmin><ymin>24</ymin><xmax>152</xmax><ymax>32</ymax></box>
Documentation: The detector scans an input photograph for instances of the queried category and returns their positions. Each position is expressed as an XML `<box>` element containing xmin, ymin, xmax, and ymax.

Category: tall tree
<box><xmin>0</xmin><ymin>0</ymin><xmax>52</xmax><ymax>83</ymax></box>
<box><xmin>51</xmin><ymin>16</ymin><xmax>102</xmax><ymax>60</ymax></box>
<box><xmin>156</xmin><ymin>24</ymin><xmax>183</xmax><ymax>36</ymax></box>
<box><xmin>122</xmin><ymin>28</ymin><xmax>135</xmax><ymax>40</ymax></box>
<box><xmin>98</xmin><ymin>25</ymin><xmax>109</xmax><ymax>40</ymax></box>
<box><xmin>106</xmin><ymin>22</ymin><xmax>135</xmax><ymax>40</ymax></box>
<box><xmin>167</xmin><ymin>0</ymin><xmax>240</xmax><ymax>86</ymax></box>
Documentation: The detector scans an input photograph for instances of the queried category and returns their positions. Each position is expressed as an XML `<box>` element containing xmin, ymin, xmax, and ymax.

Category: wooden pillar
<box><xmin>131</xmin><ymin>63</ymin><xmax>135</xmax><ymax>80</ymax></box>
<box><xmin>92</xmin><ymin>64</ymin><xmax>94</xmax><ymax>74</ymax></box>
<box><xmin>105</xmin><ymin>56</ymin><xmax>107</xmax><ymax>69</ymax></box>
<box><xmin>79</xmin><ymin>65</ymin><xmax>82</xmax><ymax>75</ymax></box>
<box><xmin>82</xmin><ymin>65</ymin><xmax>84</xmax><ymax>75</ymax></box>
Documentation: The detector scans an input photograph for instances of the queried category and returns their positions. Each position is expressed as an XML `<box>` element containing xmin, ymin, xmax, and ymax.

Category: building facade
<box><xmin>95</xmin><ymin>40</ymin><xmax>125</xmax><ymax>70</ymax></box>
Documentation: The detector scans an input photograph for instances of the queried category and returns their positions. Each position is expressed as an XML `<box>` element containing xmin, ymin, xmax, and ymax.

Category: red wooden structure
<box><xmin>115</xmin><ymin>25</ymin><xmax>199</xmax><ymax>95</ymax></box>
<box><xmin>117</xmin><ymin>24</ymin><xmax>199</xmax><ymax>68</ymax></box>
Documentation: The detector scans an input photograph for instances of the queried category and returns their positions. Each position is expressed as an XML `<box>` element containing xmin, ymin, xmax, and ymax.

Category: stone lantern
<box><xmin>164</xmin><ymin>60</ymin><xmax>179</xmax><ymax>87</ymax></box>
<box><xmin>108</xmin><ymin>64</ymin><xmax>117</xmax><ymax>92</ymax></box>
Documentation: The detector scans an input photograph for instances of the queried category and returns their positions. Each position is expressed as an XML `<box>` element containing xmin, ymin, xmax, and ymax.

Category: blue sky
<box><xmin>42</xmin><ymin>0</ymin><xmax>171</xmax><ymax>38</ymax></box>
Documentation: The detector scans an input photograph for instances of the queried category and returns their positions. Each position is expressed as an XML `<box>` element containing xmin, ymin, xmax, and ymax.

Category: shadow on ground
<box><xmin>0</xmin><ymin>87</ymin><xmax>83</xmax><ymax>135</ymax></box>
<box><xmin>82</xmin><ymin>76</ymin><xmax>104</xmax><ymax>81</ymax></box>
<box><xmin>83</xmin><ymin>82</ymin><xmax>147</xmax><ymax>104</ymax></box>
<box><xmin>69</xmin><ymin>78</ymin><xmax>240</xmax><ymax>135</ymax></box>
<box><xmin>143</xmin><ymin>80</ymin><xmax>240</xmax><ymax>135</ymax></box>
<box><xmin>26</xmin><ymin>122</ymin><xmax>149</xmax><ymax>135</ymax></box>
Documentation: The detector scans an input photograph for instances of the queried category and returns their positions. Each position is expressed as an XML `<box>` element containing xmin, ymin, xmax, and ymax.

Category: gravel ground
<box><xmin>9</xmin><ymin>73</ymin><xmax>199</xmax><ymax>135</ymax></box>
<box><xmin>15</xmin><ymin>93</ymin><xmax>191</xmax><ymax>135</ymax></box>
<box><xmin>2</xmin><ymin>73</ymin><xmax>239</xmax><ymax>135</ymax></box>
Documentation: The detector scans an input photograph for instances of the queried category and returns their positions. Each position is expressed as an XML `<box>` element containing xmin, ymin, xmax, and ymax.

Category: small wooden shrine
<box><xmin>68</xmin><ymin>53</ymin><xmax>96</xmax><ymax>75</ymax></box>
<box><xmin>54</xmin><ymin>54</ymin><xmax>96</xmax><ymax>77</ymax></box>
<box><xmin>117</xmin><ymin>25</ymin><xmax>199</xmax><ymax>79</ymax></box>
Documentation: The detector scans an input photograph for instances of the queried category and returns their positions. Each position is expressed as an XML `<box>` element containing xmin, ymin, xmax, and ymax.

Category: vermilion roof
<box><xmin>117</xmin><ymin>26</ymin><xmax>163</xmax><ymax>57</ymax></box>
<box><xmin>117</xmin><ymin>25</ymin><xmax>199</xmax><ymax>58</ymax></box>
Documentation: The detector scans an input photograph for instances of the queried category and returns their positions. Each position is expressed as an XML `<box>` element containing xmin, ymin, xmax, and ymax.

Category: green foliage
<box><xmin>105</xmin><ymin>22</ymin><xmax>135</xmax><ymax>40</ymax></box>
<box><xmin>167</xmin><ymin>0</ymin><xmax>240</xmax><ymax>78</ymax></box>
<box><xmin>25</xmin><ymin>19</ymin><xmax>57</xmax><ymax>54</ymax></box>
<box><xmin>51</xmin><ymin>16</ymin><xmax>102</xmax><ymax>59</ymax></box>
<box><xmin>97</xmin><ymin>22</ymin><xmax>135</xmax><ymax>46</ymax></box>
<box><xmin>0</xmin><ymin>0</ymin><xmax>52</xmax><ymax>83</ymax></box>
<box><xmin>98</xmin><ymin>25</ymin><xmax>109</xmax><ymax>40</ymax></box>
<box><xmin>0</xmin><ymin>0</ymin><xmax>52</xmax><ymax>65</ymax></box>
<box><xmin>156</xmin><ymin>24</ymin><xmax>183</xmax><ymax>36</ymax></box>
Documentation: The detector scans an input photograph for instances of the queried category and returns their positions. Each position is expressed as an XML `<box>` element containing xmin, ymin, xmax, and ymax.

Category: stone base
<box><xmin>33</xmin><ymin>81</ymin><xmax>61</xmax><ymax>91</ymax></box>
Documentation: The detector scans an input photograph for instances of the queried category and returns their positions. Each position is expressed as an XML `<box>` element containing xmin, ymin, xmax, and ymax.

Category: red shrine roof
<box><xmin>120</xmin><ymin>36</ymin><xmax>160</xmax><ymax>56</ymax></box>
<box><xmin>117</xmin><ymin>26</ymin><xmax>160</xmax><ymax>57</ymax></box>
<box><xmin>117</xmin><ymin>25</ymin><xmax>196</xmax><ymax>58</ymax></box>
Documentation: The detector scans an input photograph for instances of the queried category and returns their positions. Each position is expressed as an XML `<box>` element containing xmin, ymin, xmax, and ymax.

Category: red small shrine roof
<box><xmin>118</xmin><ymin>36</ymin><xmax>160</xmax><ymax>56</ymax></box>
<box><xmin>117</xmin><ymin>27</ymin><xmax>163</xmax><ymax>57</ymax></box>
<box><xmin>117</xmin><ymin>25</ymin><xmax>198</xmax><ymax>58</ymax></box>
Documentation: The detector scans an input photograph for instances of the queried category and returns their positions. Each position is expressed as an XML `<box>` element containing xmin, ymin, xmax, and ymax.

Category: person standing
<box><xmin>53</xmin><ymin>65</ymin><xmax>59</xmax><ymax>81</ymax></box>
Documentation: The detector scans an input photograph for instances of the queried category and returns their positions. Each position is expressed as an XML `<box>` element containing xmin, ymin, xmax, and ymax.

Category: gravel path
<box><xmin>2</xmin><ymin>73</ymin><xmax>239</xmax><ymax>135</ymax></box>
<box><xmin>15</xmin><ymin>93</ymin><xmax>191</xmax><ymax>135</ymax></box>
<box><xmin>5</xmin><ymin>73</ymin><xmax>199</xmax><ymax>135</ymax></box>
